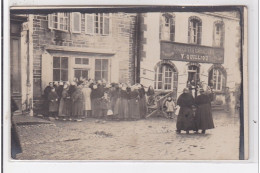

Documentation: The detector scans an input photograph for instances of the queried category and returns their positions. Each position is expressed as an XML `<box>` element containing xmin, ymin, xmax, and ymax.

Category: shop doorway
<box><xmin>187</xmin><ymin>65</ymin><xmax>200</xmax><ymax>97</ymax></box>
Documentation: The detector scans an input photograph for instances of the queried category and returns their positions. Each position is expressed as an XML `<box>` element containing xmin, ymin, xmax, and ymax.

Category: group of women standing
<box><xmin>176</xmin><ymin>87</ymin><xmax>215</xmax><ymax>134</ymax></box>
<box><xmin>43</xmin><ymin>80</ymin><xmax>148</xmax><ymax>121</ymax></box>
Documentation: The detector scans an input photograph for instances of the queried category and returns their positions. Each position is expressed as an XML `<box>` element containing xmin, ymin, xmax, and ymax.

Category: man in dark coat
<box><xmin>194</xmin><ymin>88</ymin><xmax>215</xmax><ymax>134</ymax></box>
<box><xmin>176</xmin><ymin>88</ymin><xmax>196</xmax><ymax>134</ymax></box>
<box><xmin>56</xmin><ymin>81</ymin><xmax>64</xmax><ymax>99</ymax></box>
<box><xmin>43</xmin><ymin>82</ymin><xmax>53</xmax><ymax>116</ymax></box>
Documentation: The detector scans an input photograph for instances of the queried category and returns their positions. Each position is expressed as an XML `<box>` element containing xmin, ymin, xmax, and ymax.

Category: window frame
<box><xmin>94</xmin><ymin>58</ymin><xmax>109</xmax><ymax>81</ymax></box>
<box><xmin>48</xmin><ymin>13</ymin><xmax>69</xmax><ymax>32</ymax></box>
<box><xmin>213</xmin><ymin>21</ymin><xmax>225</xmax><ymax>47</ymax></box>
<box><xmin>188</xmin><ymin>17</ymin><xmax>202</xmax><ymax>45</ymax></box>
<box><xmin>53</xmin><ymin>56</ymin><xmax>69</xmax><ymax>82</ymax></box>
<box><xmin>85</xmin><ymin>13</ymin><xmax>110</xmax><ymax>36</ymax></box>
<box><xmin>160</xmin><ymin>13</ymin><xmax>175</xmax><ymax>42</ymax></box>
<box><xmin>75</xmin><ymin>57</ymin><xmax>89</xmax><ymax>65</ymax></box>
<box><xmin>154</xmin><ymin>64</ymin><xmax>177</xmax><ymax>91</ymax></box>
<box><xmin>74</xmin><ymin>68</ymin><xmax>89</xmax><ymax>80</ymax></box>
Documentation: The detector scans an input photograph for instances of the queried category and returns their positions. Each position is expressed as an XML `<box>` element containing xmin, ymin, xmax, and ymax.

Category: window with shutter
<box><xmin>72</xmin><ymin>12</ymin><xmax>81</xmax><ymax>33</ymax></box>
<box><xmin>213</xmin><ymin>21</ymin><xmax>224</xmax><ymax>47</ymax></box>
<box><xmin>85</xmin><ymin>14</ymin><xmax>94</xmax><ymax>35</ymax></box>
<box><xmin>48</xmin><ymin>13</ymin><xmax>69</xmax><ymax>31</ymax></box>
<box><xmin>160</xmin><ymin>13</ymin><xmax>175</xmax><ymax>41</ymax></box>
<box><xmin>188</xmin><ymin>17</ymin><xmax>202</xmax><ymax>45</ymax></box>
<box><xmin>85</xmin><ymin>13</ymin><xmax>110</xmax><ymax>35</ymax></box>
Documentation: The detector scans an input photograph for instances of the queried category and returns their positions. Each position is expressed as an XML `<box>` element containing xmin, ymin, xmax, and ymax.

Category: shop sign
<box><xmin>160</xmin><ymin>41</ymin><xmax>224</xmax><ymax>64</ymax></box>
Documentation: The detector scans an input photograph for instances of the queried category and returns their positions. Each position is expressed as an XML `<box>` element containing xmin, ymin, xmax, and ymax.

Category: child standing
<box><xmin>165</xmin><ymin>97</ymin><xmax>176</xmax><ymax>119</ymax></box>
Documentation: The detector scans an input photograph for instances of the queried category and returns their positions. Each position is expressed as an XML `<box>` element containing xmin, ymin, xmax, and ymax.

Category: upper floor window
<box><xmin>48</xmin><ymin>13</ymin><xmax>69</xmax><ymax>31</ymax></box>
<box><xmin>213</xmin><ymin>21</ymin><xmax>225</xmax><ymax>47</ymax></box>
<box><xmin>85</xmin><ymin>13</ymin><xmax>110</xmax><ymax>35</ymax></box>
<box><xmin>188</xmin><ymin>16</ymin><xmax>202</xmax><ymax>45</ymax></box>
<box><xmin>75</xmin><ymin>58</ymin><xmax>89</xmax><ymax>65</ymax></box>
<box><xmin>160</xmin><ymin>13</ymin><xmax>175</xmax><ymax>41</ymax></box>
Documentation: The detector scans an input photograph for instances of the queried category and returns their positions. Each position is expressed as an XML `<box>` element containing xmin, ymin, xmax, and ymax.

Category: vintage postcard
<box><xmin>9</xmin><ymin>6</ymin><xmax>248</xmax><ymax>160</ymax></box>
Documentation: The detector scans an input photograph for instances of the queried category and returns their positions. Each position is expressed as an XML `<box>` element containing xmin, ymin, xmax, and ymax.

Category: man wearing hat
<box><xmin>176</xmin><ymin>88</ymin><xmax>196</xmax><ymax>134</ymax></box>
<box><xmin>194</xmin><ymin>88</ymin><xmax>215</xmax><ymax>134</ymax></box>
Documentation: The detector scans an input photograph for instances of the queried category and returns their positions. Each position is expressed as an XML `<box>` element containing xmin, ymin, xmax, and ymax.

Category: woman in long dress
<box><xmin>81</xmin><ymin>83</ymin><xmax>92</xmax><ymax>117</ymax></box>
<box><xmin>194</xmin><ymin>88</ymin><xmax>215</xmax><ymax>134</ymax></box>
<box><xmin>71</xmin><ymin>85</ymin><xmax>84</xmax><ymax>121</ymax></box>
<box><xmin>176</xmin><ymin>88</ymin><xmax>196</xmax><ymax>134</ymax></box>
<box><xmin>138</xmin><ymin>84</ymin><xmax>147</xmax><ymax>118</ymax></box>
<box><xmin>128</xmin><ymin>86</ymin><xmax>140</xmax><ymax>120</ymax></box>
<box><xmin>118</xmin><ymin>85</ymin><xmax>129</xmax><ymax>120</ymax></box>
<box><xmin>58</xmin><ymin>84</ymin><xmax>71</xmax><ymax>119</ymax></box>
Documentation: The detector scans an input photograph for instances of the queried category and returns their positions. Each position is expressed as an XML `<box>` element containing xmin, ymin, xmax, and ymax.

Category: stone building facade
<box><xmin>31</xmin><ymin>12</ymin><xmax>137</xmax><ymax>99</ymax></box>
<box><xmin>139</xmin><ymin>12</ymin><xmax>241</xmax><ymax>106</ymax></box>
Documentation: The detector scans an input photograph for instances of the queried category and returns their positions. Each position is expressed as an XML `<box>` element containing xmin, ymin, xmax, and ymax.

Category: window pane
<box><xmin>95</xmin><ymin>71</ymin><xmax>101</xmax><ymax>81</ymax></box>
<box><xmin>102</xmin><ymin>59</ymin><xmax>108</xmax><ymax>71</ymax></box>
<box><xmin>53</xmin><ymin>57</ymin><xmax>60</xmax><ymax>68</ymax></box>
<box><xmin>82</xmin><ymin>58</ymin><xmax>89</xmax><ymax>65</ymax></box>
<box><xmin>74</xmin><ymin>70</ymin><xmax>81</xmax><ymax>79</ymax></box>
<box><xmin>102</xmin><ymin>71</ymin><xmax>108</xmax><ymax>81</ymax></box>
<box><xmin>158</xmin><ymin>74</ymin><xmax>162</xmax><ymax>81</ymax></box>
<box><xmin>53</xmin><ymin>69</ymin><xmax>60</xmax><ymax>81</ymax></box>
<box><xmin>95</xmin><ymin>59</ymin><xmax>102</xmax><ymax>70</ymax></box>
<box><xmin>75</xmin><ymin>58</ymin><xmax>81</xmax><ymax>64</ymax></box>
<box><xmin>61</xmin><ymin>57</ymin><xmax>68</xmax><ymax>68</ymax></box>
<box><xmin>61</xmin><ymin>70</ymin><xmax>68</xmax><ymax>81</ymax></box>
<box><xmin>158</xmin><ymin>82</ymin><xmax>162</xmax><ymax>89</ymax></box>
<box><xmin>82</xmin><ymin>70</ymin><xmax>88</xmax><ymax>79</ymax></box>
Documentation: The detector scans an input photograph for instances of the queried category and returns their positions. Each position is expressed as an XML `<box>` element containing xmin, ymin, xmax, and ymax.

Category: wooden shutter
<box><xmin>188</xmin><ymin>20</ymin><xmax>191</xmax><ymax>43</ymax></box>
<box><xmin>85</xmin><ymin>13</ymin><xmax>94</xmax><ymax>35</ymax></box>
<box><xmin>170</xmin><ymin>17</ymin><xmax>175</xmax><ymax>41</ymax></box>
<box><xmin>48</xmin><ymin>14</ymin><xmax>53</xmax><ymax>29</ymax></box>
<box><xmin>103</xmin><ymin>13</ymin><xmax>110</xmax><ymax>35</ymax></box>
<box><xmin>197</xmin><ymin>22</ymin><xmax>202</xmax><ymax>45</ymax></box>
<box><xmin>41</xmin><ymin>51</ymin><xmax>53</xmax><ymax>94</ymax></box>
<box><xmin>72</xmin><ymin>12</ymin><xmax>81</xmax><ymax>33</ymax></box>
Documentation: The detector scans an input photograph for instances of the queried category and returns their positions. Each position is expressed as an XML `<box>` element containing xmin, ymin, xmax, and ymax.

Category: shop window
<box><xmin>48</xmin><ymin>13</ymin><xmax>69</xmax><ymax>31</ymax></box>
<box><xmin>85</xmin><ymin>13</ymin><xmax>110</xmax><ymax>35</ymax></box>
<box><xmin>75</xmin><ymin>58</ymin><xmax>89</xmax><ymax>65</ymax></box>
<box><xmin>188</xmin><ymin>16</ymin><xmax>202</xmax><ymax>45</ymax></box>
<box><xmin>154</xmin><ymin>64</ymin><xmax>178</xmax><ymax>91</ymax></box>
<box><xmin>53</xmin><ymin>57</ymin><xmax>68</xmax><ymax>81</ymax></box>
<box><xmin>213</xmin><ymin>21</ymin><xmax>224</xmax><ymax>47</ymax></box>
<box><xmin>160</xmin><ymin>13</ymin><xmax>175</xmax><ymax>41</ymax></box>
<box><xmin>74</xmin><ymin>69</ymin><xmax>88</xmax><ymax>80</ymax></box>
<box><xmin>208</xmin><ymin>66</ymin><xmax>226</xmax><ymax>92</ymax></box>
<box><xmin>95</xmin><ymin>59</ymin><xmax>108</xmax><ymax>81</ymax></box>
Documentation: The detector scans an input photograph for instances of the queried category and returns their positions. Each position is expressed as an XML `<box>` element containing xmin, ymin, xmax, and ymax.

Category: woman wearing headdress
<box><xmin>118</xmin><ymin>85</ymin><xmax>129</xmax><ymax>120</ymax></box>
<box><xmin>82</xmin><ymin>83</ymin><xmax>92</xmax><ymax>117</ymax></box>
<box><xmin>138</xmin><ymin>84</ymin><xmax>147</xmax><ymax>118</ymax></box>
<box><xmin>48</xmin><ymin>87</ymin><xmax>59</xmax><ymax>118</ymax></box>
<box><xmin>71</xmin><ymin>85</ymin><xmax>84</xmax><ymax>121</ymax></box>
<box><xmin>128</xmin><ymin>85</ymin><xmax>140</xmax><ymax>120</ymax></box>
<box><xmin>113</xmin><ymin>84</ymin><xmax>122</xmax><ymax>119</ymax></box>
<box><xmin>176</xmin><ymin>88</ymin><xmax>196</xmax><ymax>134</ymax></box>
<box><xmin>194</xmin><ymin>88</ymin><xmax>214</xmax><ymax>134</ymax></box>
<box><xmin>58</xmin><ymin>83</ymin><xmax>71</xmax><ymax>119</ymax></box>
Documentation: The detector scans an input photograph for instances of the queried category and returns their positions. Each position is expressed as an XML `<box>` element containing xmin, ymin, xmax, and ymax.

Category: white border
<box><xmin>2</xmin><ymin>0</ymin><xmax>259</xmax><ymax>173</ymax></box>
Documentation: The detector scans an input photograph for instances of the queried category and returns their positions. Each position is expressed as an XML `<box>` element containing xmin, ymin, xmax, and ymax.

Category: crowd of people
<box><xmin>42</xmin><ymin>77</ymin><xmax>215</xmax><ymax>134</ymax></box>
<box><xmin>43</xmin><ymin>78</ymin><xmax>148</xmax><ymax>121</ymax></box>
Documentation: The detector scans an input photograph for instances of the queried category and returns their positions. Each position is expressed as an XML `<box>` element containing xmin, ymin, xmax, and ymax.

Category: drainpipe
<box><xmin>135</xmin><ymin>13</ymin><xmax>142</xmax><ymax>84</ymax></box>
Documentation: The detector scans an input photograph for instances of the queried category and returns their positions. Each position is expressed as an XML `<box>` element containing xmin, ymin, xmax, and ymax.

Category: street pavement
<box><xmin>14</xmin><ymin>111</ymin><xmax>240</xmax><ymax>160</ymax></box>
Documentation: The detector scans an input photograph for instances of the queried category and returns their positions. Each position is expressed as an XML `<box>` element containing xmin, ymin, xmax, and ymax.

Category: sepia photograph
<box><xmin>9</xmin><ymin>6</ymin><xmax>247</xmax><ymax>160</ymax></box>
